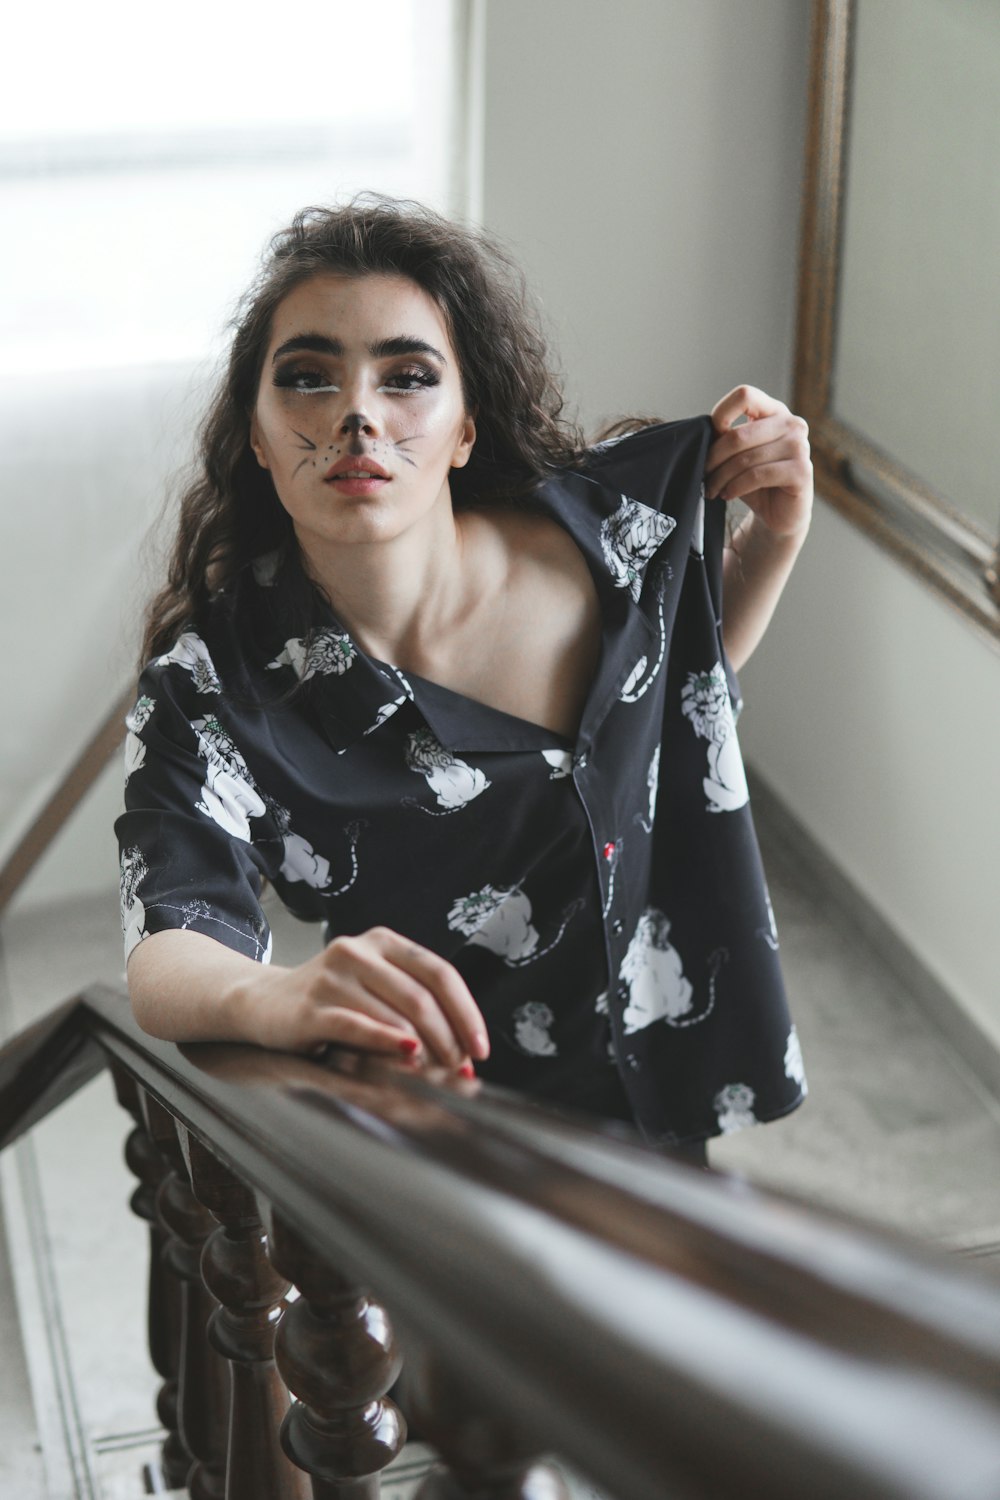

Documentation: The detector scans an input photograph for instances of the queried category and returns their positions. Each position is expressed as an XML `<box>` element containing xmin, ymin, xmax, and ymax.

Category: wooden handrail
<box><xmin>4</xmin><ymin>982</ymin><xmax>1000</xmax><ymax>1499</ymax></box>
<box><xmin>0</xmin><ymin>686</ymin><xmax>132</xmax><ymax>913</ymax></box>
<box><xmin>0</xmin><ymin>997</ymin><xmax>105</xmax><ymax>1145</ymax></box>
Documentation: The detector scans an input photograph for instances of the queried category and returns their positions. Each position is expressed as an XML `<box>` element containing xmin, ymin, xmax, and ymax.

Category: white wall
<box><xmin>480</xmin><ymin>0</ymin><xmax>810</xmax><ymax>430</ymax></box>
<box><xmin>737</xmin><ymin>507</ymin><xmax>1000</xmax><ymax>1051</ymax></box>
<box><xmin>478</xmin><ymin>0</ymin><xmax>999</xmax><ymax>1040</ymax></box>
<box><xmin>2</xmin><ymin>363</ymin><xmax>207</xmax><ymax>910</ymax></box>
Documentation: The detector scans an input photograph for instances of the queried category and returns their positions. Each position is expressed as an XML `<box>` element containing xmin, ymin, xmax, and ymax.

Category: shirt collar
<box><xmin>402</xmin><ymin>671</ymin><xmax>570</xmax><ymax>754</ymax></box>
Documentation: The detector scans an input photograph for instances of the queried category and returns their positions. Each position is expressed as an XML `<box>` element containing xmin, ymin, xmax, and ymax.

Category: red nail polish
<box><xmin>399</xmin><ymin>1037</ymin><xmax>419</xmax><ymax>1055</ymax></box>
<box><xmin>459</xmin><ymin>1062</ymin><xmax>475</xmax><ymax>1079</ymax></box>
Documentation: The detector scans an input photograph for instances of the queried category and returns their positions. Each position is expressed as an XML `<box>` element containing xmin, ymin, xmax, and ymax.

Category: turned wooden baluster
<box><xmin>111</xmin><ymin>1067</ymin><xmax>190</xmax><ymax>1491</ymax></box>
<box><xmin>405</xmin><ymin>1346</ymin><xmax>569</xmax><ymax>1500</ymax></box>
<box><xmin>268</xmin><ymin>1212</ymin><xmax>406</xmax><ymax>1500</ymax></box>
<box><xmin>146</xmin><ymin>1098</ymin><xmax>230</xmax><ymax>1500</ymax></box>
<box><xmin>184</xmin><ymin>1132</ymin><xmax>309</xmax><ymax>1500</ymax></box>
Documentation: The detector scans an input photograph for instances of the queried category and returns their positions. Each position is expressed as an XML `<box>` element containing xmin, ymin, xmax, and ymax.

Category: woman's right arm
<box><xmin>119</xmin><ymin>646</ymin><xmax>488</xmax><ymax>1072</ymax></box>
<box><xmin>127</xmin><ymin>925</ymin><xmax>490</xmax><ymax>1070</ymax></box>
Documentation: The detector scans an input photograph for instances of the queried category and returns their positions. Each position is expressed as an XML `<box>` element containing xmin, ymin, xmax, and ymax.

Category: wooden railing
<box><xmin>4</xmin><ymin>983</ymin><xmax>1000</xmax><ymax>1500</ymax></box>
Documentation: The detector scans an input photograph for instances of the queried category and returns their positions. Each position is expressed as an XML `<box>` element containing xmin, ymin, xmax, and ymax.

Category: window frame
<box><xmin>794</xmin><ymin>0</ymin><xmax>1000</xmax><ymax>651</ymax></box>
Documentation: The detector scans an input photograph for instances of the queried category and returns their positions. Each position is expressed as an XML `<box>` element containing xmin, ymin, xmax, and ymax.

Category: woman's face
<box><xmin>250</xmin><ymin>272</ymin><xmax>475</xmax><ymax>562</ymax></box>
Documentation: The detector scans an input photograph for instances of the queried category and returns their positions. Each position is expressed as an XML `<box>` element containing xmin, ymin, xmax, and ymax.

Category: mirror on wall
<box><xmin>795</xmin><ymin>0</ymin><xmax>1000</xmax><ymax>649</ymax></box>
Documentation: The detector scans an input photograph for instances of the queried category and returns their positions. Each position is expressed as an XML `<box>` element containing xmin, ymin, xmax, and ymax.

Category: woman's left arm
<box><xmin>705</xmin><ymin>385</ymin><xmax>813</xmax><ymax>672</ymax></box>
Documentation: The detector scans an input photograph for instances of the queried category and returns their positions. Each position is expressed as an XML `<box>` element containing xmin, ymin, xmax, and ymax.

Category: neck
<box><xmin>297</xmin><ymin>507</ymin><xmax>471</xmax><ymax>667</ymax></box>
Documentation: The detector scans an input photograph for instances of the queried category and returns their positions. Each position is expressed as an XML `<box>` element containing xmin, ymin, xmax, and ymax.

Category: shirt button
<box><xmin>611</xmin><ymin>919</ymin><xmax>623</xmax><ymax>935</ymax></box>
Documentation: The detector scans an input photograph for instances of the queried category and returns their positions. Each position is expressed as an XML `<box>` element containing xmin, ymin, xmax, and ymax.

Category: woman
<box><xmin>117</xmin><ymin>196</ymin><xmax>812</xmax><ymax>1150</ymax></box>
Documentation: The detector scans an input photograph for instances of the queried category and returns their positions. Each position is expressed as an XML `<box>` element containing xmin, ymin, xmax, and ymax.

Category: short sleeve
<box><xmin>114</xmin><ymin>633</ymin><xmax>282</xmax><ymax>965</ymax></box>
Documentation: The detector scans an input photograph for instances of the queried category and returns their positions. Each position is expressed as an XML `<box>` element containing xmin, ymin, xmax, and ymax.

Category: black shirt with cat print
<box><xmin>116</xmin><ymin>417</ymin><xmax>806</xmax><ymax>1145</ymax></box>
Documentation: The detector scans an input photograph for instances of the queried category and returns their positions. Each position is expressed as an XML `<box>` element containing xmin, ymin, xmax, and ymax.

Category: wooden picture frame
<box><xmin>794</xmin><ymin>0</ymin><xmax>1000</xmax><ymax>650</ymax></box>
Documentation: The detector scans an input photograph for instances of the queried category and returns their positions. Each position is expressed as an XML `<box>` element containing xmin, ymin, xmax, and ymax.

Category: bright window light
<box><xmin>0</xmin><ymin>0</ymin><xmax>460</xmax><ymax>375</ymax></box>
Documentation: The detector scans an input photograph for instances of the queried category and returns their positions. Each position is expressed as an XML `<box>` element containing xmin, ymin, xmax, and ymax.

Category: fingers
<box><xmin>374</xmin><ymin>928</ymin><xmax>491</xmax><ymax>1061</ymax></box>
<box><xmin>319</xmin><ymin>929</ymin><xmax>489</xmax><ymax>1068</ymax></box>
<box><xmin>707</xmin><ymin>411</ymin><xmax>789</xmax><ymax>473</ymax></box>
<box><xmin>707</xmin><ymin>443</ymin><xmax>806</xmax><ymax>502</ymax></box>
<box><xmin>306</xmin><ymin>1005</ymin><xmax>425</xmax><ymax>1058</ymax></box>
<box><xmin>709</xmin><ymin>383</ymin><xmax>784</xmax><ymax>433</ymax></box>
<box><xmin>705</xmin><ymin>412</ymin><xmax>810</xmax><ymax>500</ymax></box>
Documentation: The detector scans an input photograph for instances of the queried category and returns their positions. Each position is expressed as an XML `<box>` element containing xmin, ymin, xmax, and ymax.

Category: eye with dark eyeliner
<box><xmin>272</xmin><ymin>364</ymin><xmax>336</xmax><ymax>393</ymax></box>
<box><xmin>271</xmin><ymin>361</ymin><xmax>440</xmax><ymax>395</ymax></box>
<box><xmin>380</xmin><ymin>364</ymin><xmax>440</xmax><ymax>393</ymax></box>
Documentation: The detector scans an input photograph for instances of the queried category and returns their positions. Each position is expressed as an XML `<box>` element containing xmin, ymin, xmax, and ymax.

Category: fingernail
<box><xmin>473</xmin><ymin>1031</ymin><xmax>490</xmax><ymax>1060</ymax></box>
<box><xmin>398</xmin><ymin>1037</ymin><xmax>420</xmax><ymax>1056</ymax></box>
<box><xmin>458</xmin><ymin>1062</ymin><xmax>476</xmax><ymax>1079</ymax></box>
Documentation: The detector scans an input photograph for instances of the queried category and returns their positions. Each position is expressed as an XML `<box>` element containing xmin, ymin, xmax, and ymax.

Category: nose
<box><xmin>340</xmin><ymin>411</ymin><xmax>376</xmax><ymax>438</ymax></box>
<box><xmin>330</xmin><ymin>365</ymin><xmax>383</xmax><ymax>444</ymax></box>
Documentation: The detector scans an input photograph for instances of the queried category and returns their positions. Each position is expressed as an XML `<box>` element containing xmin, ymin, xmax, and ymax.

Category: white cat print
<box><xmin>405</xmin><ymin>730</ymin><xmax>490</xmax><ymax>813</ymax></box>
<box><xmin>619</xmin><ymin>908</ymin><xmax>694</xmax><ymax>1033</ymax></box>
<box><xmin>680</xmin><ymin>662</ymin><xmax>749</xmax><ymax>814</ymax></box>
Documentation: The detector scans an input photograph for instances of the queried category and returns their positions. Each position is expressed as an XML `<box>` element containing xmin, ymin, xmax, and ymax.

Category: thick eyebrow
<box><xmin>369</xmin><ymin>335</ymin><xmax>447</xmax><ymax>363</ymax></box>
<box><xmin>271</xmin><ymin>333</ymin><xmax>447</xmax><ymax>364</ymax></box>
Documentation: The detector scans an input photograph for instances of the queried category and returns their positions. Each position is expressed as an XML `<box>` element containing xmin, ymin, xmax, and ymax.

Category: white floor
<box><xmin>2</xmin><ymin>784</ymin><xmax>999</xmax><ymax>1498</ymax></box>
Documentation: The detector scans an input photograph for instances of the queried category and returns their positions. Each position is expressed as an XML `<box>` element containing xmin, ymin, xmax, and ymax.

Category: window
<box><xmin>795</xmin><ymin>0</ymin><xmax>1000</xmax><ymax>645</ymax></box>
<box><xmin>0</xmin><ymin>0</ymin><xmax>463</xmax><ymax>375</ymax></box>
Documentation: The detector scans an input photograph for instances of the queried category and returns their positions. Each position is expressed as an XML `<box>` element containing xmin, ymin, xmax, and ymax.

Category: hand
<box><xmin>126</xmin><ymin>925</ymin><xmax>489</xmax><ymax>1073</ymax></box>
<box><xmin>705</xmin><ymin>385</ymin><xmax>813</xmax><ymax>540</ymax></box>
<box><xmin>243</xmin><ymin>926</ymin><xmax>491</xmax><ymax>1071</ymax></box>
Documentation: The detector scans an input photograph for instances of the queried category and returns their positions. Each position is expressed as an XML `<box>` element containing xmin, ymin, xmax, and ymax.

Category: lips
<box><xmin>324</xmin><ymin>457</ymin><xmax>390</xmax><ymax>482</ymax></box>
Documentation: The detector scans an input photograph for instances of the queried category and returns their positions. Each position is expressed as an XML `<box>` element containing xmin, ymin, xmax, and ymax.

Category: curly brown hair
<box><xmin>141</xmin><ymin>195</ymin><xmax>590</xmax><ymax>664</ymax></box>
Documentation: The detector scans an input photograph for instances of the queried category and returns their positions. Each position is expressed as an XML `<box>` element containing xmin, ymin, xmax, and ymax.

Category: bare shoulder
<box><xmin>454</xmin><ymin>507</ymin><xmax>601</xmax><ymax>737</ymax></box>
<box><xmin>469</xmin><ymin>506</ymin><xmax>596</xmax><ymax>608</ymax></box>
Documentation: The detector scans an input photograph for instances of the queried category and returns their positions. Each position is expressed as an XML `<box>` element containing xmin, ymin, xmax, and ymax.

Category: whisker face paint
<box><xmin>393</xmin><ymin>435</ymin><xmax>423</xmax><ymax>468</ymax></box>
<box><xmin>290</xmin><ymin>429</ymin><xmax>319</xmax><ymax>476</ymax></box>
